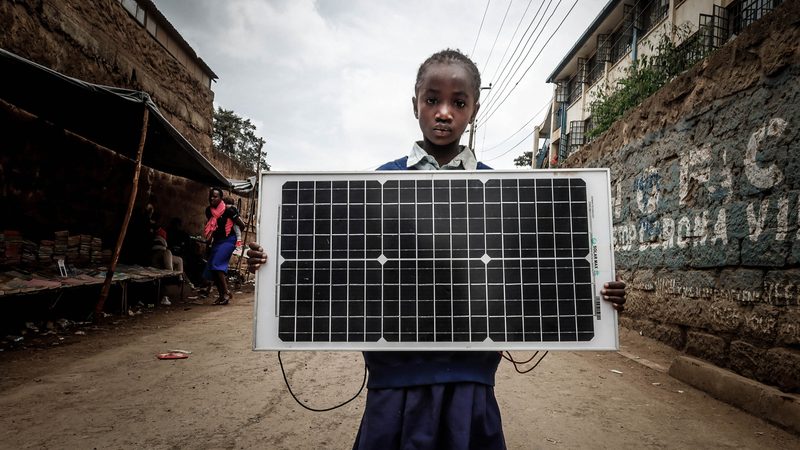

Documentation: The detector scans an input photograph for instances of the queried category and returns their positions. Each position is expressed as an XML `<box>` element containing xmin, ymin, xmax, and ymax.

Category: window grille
<box><xmin>569</xmin><ymin>121</ymin><xmax>585</xmax><ymax>154</ymax></box>
<box><xmin>577</xmin><ymin>58</ymin><xmax>587</xmax><ymax>84</ymax></box>
<box><xmin>558</xmin><ymin>134</ymin><xmax>570</xmax><ymax>163</ymax></box>
<box><xmin>586</xmin><ymin>54</ymin><xmax>603</xmax><ymax>87</ymax></box>
<box><xmin>585</xmin><ymin>117</ymin><xmax>595</xmax><ymax>143</ymax></box>
<box><xmin>610</xmin><ymin>5</ymin><xmax>633</xmax><ymax>63</ymax></box>
<box><xmin>567</xmin><ymin>74</ymin><xmax>582</xmax><ymax>105</ymax></box>
<box><xmin>729</xmin><ymin>0</ymin><xmax>783</xmax><ymax>34</ymax></box>
<box><xmin>555</xmin><ymin>81</ymin><xmax>569</xmax><ymax>103</ymax></box>
<box><xmin>674</xmin><ymin>31</ymin><xmax>705</xmax><ymax>72</ymax></box>
<box><xmin>597</xmin><ymin>34</ymin><xmax>611</xmax><ymax>63</ymax></box>
<box><xmin>554</xmin><ymin>107</ymin><xmax>563</xmax><ymax>132</ymax></box>
<box><xmin>700</xmin><ymin>5</ymin><xmax>730</xmax><ymax>51</ymax></box>
<box><xmin>635</xmin><ymin>0</ymin><xmax>667</xmax><ymax>35</ymax></box>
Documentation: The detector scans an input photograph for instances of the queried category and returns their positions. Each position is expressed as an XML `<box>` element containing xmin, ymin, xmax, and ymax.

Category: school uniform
<box><xmin>353</xmin><ymin>142</ymin><xmax>506</xmax><ymax>450</ymax></box>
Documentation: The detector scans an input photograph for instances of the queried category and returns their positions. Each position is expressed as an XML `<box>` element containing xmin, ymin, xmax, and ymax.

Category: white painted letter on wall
<box><xmin>745</xmin><ymin>118</ymin><xmax>787</xmax><ymax>190</ymax></box>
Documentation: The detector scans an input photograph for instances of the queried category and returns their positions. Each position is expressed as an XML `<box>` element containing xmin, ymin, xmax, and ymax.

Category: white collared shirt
<box><xmin>406</xmin><ymin>141</ymin><xmax>478</xmax><ymax>171</ymax></box>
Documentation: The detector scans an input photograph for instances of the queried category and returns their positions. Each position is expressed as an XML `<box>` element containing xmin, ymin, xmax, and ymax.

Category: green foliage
<box><xmin>586</xmin><ymin>24</ymin><xmax>710</xmax><ymax>139</ymax></box>
<box><xmin>212</xmin><ymin>107</ymin><xmax>270</xmax><ymax>171</ymax></box>
<box><xmin>513</xmin><ymin>151</ymin><xmax>533</xmax><ymax>168</ymax></box>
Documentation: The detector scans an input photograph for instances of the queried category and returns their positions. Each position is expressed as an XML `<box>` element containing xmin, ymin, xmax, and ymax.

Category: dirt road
<box><xmin>1</xmin><ymin>290</ymin><xmax>797</xmax><ymax>449</ymax></box>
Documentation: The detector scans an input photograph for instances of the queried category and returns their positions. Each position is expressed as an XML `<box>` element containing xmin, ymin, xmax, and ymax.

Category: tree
<box><xmin>212</xmin><ymin>107</ymin><xmax>270</xmax><ymax>171</ymax></box>
<box><xmin>513</xmin><ymin>151</ymin><xmax>532</xmax><ymax>168</ymax></box>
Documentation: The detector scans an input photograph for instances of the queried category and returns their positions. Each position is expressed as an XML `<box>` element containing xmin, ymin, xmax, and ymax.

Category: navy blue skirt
<box><xmin>353</xmin><ymin>382</ymin><xmax>506</xmax><ymax>450</ymax></box>
<box><xmin>203</xmin><ymin>234</ymin><xmax>236</xmax><ymax>279</ymax></box>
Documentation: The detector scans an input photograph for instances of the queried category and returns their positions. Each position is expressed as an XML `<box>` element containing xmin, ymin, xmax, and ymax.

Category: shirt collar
<box><xmin>406</xmin><ymin>142</ymin><xmax>478</xmax><ymax>170</ymax></box>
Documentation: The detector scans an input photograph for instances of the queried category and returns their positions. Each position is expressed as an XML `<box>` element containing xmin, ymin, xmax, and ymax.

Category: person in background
<box><xmin>204</xmin><ymin>187</ymin><xmax>245</xmax><ymax>305</ymax></box>
<box><xmin>244</xmin><ymin>49</ymin><xmax>627</xmax><ymax>449</ymax></box>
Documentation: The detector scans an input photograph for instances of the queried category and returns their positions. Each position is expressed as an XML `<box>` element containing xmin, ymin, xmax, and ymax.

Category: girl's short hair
<box><xmin>415</xmin><ymin>49</ymin><xmax>482</xmax><ymax>101</ymax></box>
<box><xmin>209</xmin><ymin>187</ymin><xmax>224</xmax><ymax>198</ymax></box>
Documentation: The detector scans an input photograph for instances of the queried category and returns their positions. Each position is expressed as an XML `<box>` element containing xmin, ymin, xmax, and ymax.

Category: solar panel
<box><xmin>254</xmin><ymin>170</ymin><xmax>617</xmax><ymax>351</ymax></box>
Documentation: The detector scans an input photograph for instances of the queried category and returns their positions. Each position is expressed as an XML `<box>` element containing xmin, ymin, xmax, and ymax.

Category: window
<box><xmin>609</xmin><ymin>5</ymin><xmax>633</xmax><ymax>64</ymax></box>
<box><xmin>635</xmin><ymin>0</ymin><xmax>669</xmax><ymax>37</ymax></box>
<box><xmin>586</xmin><ymin>54</ymin><xmax>603</xmax><ymax>87</ymax></box>
<box><xmin>569</xmin><ymin>121</ymin><xmax>585</xmax><ymax>154</ymax></box>
<box><xmin>567</xmin><ymin>74</ymin><xmax>582</xmax><ymax>105</ymax></box>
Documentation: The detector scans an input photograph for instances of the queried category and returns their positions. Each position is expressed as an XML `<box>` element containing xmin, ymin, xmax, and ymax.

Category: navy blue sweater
<box><xmin>364</xmin><ymin>155</ymin><xmax>501</xmax><ymax>389</ymax></box>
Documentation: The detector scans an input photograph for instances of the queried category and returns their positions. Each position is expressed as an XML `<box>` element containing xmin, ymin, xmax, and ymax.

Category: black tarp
<box><xmin>0</xmin><ymin>48</ymin><xmax>230</xmax><ymax>188</ymax></box>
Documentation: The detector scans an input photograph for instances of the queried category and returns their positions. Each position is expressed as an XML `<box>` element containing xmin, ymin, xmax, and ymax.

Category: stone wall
<box><xmin>565</xmin><ymin>2</ymin><xmax>800</xmax><ymax>392</ymax></box>
<box><xmin>0</xmin><ymin>0</ymin><xmax>252</xmax><ymax>244</ymax></box>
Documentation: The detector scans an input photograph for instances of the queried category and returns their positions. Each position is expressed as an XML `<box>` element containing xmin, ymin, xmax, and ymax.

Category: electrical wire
<box><xmin>502</xmin><ymin>351</ymin><xmax>549</xmax><ymax>374</ymax></box>
<box><xmin>479</xmin><ymin>0</ymin><xmax>580</xmax><ymax>126</ymax></box>
<box><xmin>483</xmin><ymin>0</ymin><xmax>536</xmax><ymax>86</ymax></box>
<box><xmin>480</xmin><ymin>0</ymin><xmax>514</xmax><ymax>71</ymax></box>
<box><xmin>278</xmin><ymin>351</ymin><xmax>367</xmax><ymax>412</ymax></box>
<box><xmin>482</xmin><ymin>128</ymin><xmax>536</xmax><ymax>162</ymax></box>
<box><xmin>479</xmin><ymin>0</ymin><xmax>559</xmax><ymax>118</ymax></box>
<box><xmin>471</xmin><ymin>0</ymin><xmax>493</xmax><ymax>58</ymax></box>
<box><xmin>478</xmin><ymin>99</ymin><xmax>550</xmax><ymax>155</ymax></box>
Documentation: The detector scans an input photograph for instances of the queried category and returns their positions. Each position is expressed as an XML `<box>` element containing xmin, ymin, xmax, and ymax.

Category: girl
<box><xmin>247</xmin><ymin>49</ymin><xmax>626</xmax><ymax>449</ymax></box>
<box><xmin>204</xmin><ymin>187</ymin><xmax>246</xmax><ymax>305</ymax></box>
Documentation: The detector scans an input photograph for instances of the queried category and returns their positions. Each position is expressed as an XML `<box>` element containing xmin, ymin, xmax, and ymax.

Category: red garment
<box><xmin>204</xmin><ymin>201</ymin><xmax>233</xmax><ymax>240</ymax></box>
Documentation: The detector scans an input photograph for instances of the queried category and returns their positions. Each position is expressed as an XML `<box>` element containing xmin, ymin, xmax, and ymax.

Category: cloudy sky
<box><xmin>151</xmin><ymin>0</ymin><xmax>607</xmax><ymax>170</ymax></box>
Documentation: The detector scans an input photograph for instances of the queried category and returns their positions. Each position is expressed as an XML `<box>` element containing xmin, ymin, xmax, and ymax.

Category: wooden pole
<box><xmin>95</xmin><ymin>105</ymin><xmax>149</xmax><ymax>318</ymax></box>
<box><xmin>233</xmin><ymin>143</ymin><xmax>263</xmax><ymax>280</ymax></box>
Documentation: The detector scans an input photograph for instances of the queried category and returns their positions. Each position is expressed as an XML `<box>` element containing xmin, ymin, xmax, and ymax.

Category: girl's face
<box><xmin>413</xmin><ymin>62</ymin><xmax>479</xmax><ymax>153</ymax></box>
<box><xmin>209</xmin><ymin>190</ymin><xmax>222</xmax><ymax>207</ymax></box>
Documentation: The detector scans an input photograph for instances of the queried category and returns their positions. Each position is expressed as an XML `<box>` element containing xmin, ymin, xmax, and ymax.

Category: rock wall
<box><xmin>0</xmin><ymin>0</ymin><xmax>253</xmax><ymax>246</ymax></box>
<box><xmin>565</xmin><ymin>2</ymin><xmax>800</xmax><ymax>392</ymax></box>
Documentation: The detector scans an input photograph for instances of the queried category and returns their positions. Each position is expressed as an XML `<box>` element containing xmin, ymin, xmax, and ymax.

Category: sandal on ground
<box><xmin>215</xmin><ymin>292</ymin><xmax>232</xmax><ymax>305</ymax></box>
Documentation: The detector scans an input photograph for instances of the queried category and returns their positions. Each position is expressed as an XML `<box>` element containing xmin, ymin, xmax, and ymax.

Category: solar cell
<box><xmin>255</xmin><ymin>170</ymin><xmax>617</xmax><ymax>351</ymax></box>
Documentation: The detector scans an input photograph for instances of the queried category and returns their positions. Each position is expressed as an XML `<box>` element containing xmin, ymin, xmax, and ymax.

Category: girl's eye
<box><xmin>455</xmin><ymin>100</ymin><xmax>466</xmax><ymax>108</ymax></box>
<box><xmin>425</xmin><ymin>98</ymin><xmax>437</xmax><ymax>105</ymax></box>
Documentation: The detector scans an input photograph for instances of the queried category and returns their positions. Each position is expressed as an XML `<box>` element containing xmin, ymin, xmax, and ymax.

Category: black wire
<box><xmin>503</xmin><ymin>351</ymin><xmax>549</xmax><ymax>374</ymax></box>
<box><xmin>277</xmin><ymin>351</ymin><xmax>367</xmax><ymax>412</ymax></box>
<box><xmin>483</xmin><ymin>0</ymin><xmax>536</xmax><ymax>86</ymax></box>
<box><xmin>479</xmin><ymin>0</ymin><xmax>559</xmax><ymax>118</ymax></box>
<box><xmin>471</xmin><ymin>0</ymin><xmax>493</xmax><ymax>58</ymax></box>
<box><xmin>479</xmin><ymin>0</ymin><xmax>579</xmax><ymax>125</ymax></box>
<box><xmin>480</xmin><ymin>0</ymin><xmax>515</xmax><ymax>70</ymax></box>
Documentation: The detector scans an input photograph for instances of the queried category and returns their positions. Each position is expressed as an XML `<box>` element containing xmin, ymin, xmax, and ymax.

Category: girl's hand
<box><xmin>601</xmin><ymin>275</ymin><xmax>626</xmax><ymax>312</ymax></box>
<box><xmin>246</xmin><ymin>242</ymin><xmax>268</xmax><ymax>273</ymax></box>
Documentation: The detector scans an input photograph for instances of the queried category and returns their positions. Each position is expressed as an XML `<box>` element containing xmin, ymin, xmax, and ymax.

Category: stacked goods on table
<box><xmin>3</xmin><ymin>231</ymin><xmax>22</xmax><ymax>266</ymax></box>
<box><xmin>0</xmin><ymin>230</ymin><xmax>112</xmax><ymax>269</ymax></box>
<box><xmin>90</xmin><ymin>237</ymin><xmax>103</xmax><ymax>265</ymax></box>
<box><xmin>53</xmin><ymin>230</ymin><xmax>68</xmax><ymax>261</ymax></box>
<box><xmin>66</xmin><ymin>235</ymin><xmax>80</xmax><ymax>264</ymax></box>
<box><xmin>21</xmin><ymin>240</ymin><xmax>37</xmax><ymax>266</ymax></box>
<box><xmin>78</xmin><ymin>234</ymin><xmax>92</xmax><ymax>265</ymax></box>
<box><xmin>38</xmin><ymin>240</ymin><xmax>54</xmax><ymax>263</ymax></box>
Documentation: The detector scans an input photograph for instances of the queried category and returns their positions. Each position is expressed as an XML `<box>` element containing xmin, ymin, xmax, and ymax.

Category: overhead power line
<box><xmin>479</xmin><ymin>99</ymin><xmax>551</xmax><ymax>155</ymax></box>
<box><xmin>483</xmin><ymin>0</ymin><xmax>536</xmax><ymax>85</ymax></box>
<box><xmin>481</xmin><ymin>0</ymin><xmax>515</xmax><ymax>70</ymax></box>
<box><xmin>478</xmin><ymin>0</ymin><xmax>565</xmax><ymax>123</ymax></box>
<box><xmin>479</xmin><ymin>0</ymin><xmax>580</xmax><ymax>126</ymax></box>
<box><xmin>481</xmin><ymin>0</ymin><xmax>552</xmax><ymax>109</ymax></box>
<box><xmin>471</xmin><ymin>0</ymin><xmax>492</xmax><ymax>58</ymax></box>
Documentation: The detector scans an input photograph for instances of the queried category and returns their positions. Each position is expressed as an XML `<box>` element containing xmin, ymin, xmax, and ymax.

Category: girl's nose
<box><xmin>435</xmin><ymin>105</ymin><xmax>452</xmax><ymax>121</ymax></box>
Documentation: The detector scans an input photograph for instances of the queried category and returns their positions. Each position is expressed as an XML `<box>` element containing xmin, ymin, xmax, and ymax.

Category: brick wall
<box><xmin>0</xmin><ymin>0</ymin><xmax>253</xmax><ymax>249</ymax></box>
<box><xmin>565</xmin><ymin>2</ymin><xmax>800</xmax><ymax>392</ymax></box>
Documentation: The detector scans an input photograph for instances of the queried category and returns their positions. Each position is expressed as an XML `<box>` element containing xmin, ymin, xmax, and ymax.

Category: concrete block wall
<box><xmin>565</xmin><ymin>2</ymin><xmax>800</xmax><ymax>392</ymax></box>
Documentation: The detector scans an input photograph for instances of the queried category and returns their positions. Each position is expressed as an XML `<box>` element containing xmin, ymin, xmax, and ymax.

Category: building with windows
<box><xmin>537</xmin><ymin>0</ymin><xmax>784</xmax><ymax>167</ymax></box>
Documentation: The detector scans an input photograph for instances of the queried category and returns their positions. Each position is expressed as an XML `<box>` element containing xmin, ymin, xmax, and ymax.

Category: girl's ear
<box><xmin>470</xmin><ymin>102</ymin><xmax>480</xmax><ymax>123</ymax></box>
<box><xmin>412</xmin><ymin>97</ymin><xmax>418</xmax><ymax>119</ymax></box>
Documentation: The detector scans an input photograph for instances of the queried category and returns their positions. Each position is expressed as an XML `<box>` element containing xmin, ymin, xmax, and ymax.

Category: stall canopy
<box><xmin>228</xmin><ymin>175</ymin><xmax>258</xmax><ymax>195</ymax></box>
<box><xmin>0</xmin><ymin>48</ymin><xmax>230</xmax><ymax>188</ymax></box>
